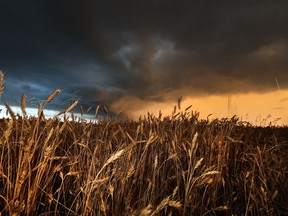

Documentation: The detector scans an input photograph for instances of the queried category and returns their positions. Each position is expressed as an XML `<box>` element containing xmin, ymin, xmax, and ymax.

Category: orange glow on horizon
<box><xmin>123</xmin><ymin>90</ymin><xmax>288</xmax><ymax>126</ymax></box>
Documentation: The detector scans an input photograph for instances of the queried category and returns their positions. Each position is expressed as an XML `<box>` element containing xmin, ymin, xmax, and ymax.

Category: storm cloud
<box><xmin>1</xmin><ymin>1</ymin><xmax>288</xmax><ymax>115</ymax></box>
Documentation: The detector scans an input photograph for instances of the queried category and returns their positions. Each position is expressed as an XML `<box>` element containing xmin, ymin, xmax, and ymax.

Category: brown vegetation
<box><xmin>0</xmin><ymin>74</ymin><xmax>288</xmax><ymax>215</ymax></box>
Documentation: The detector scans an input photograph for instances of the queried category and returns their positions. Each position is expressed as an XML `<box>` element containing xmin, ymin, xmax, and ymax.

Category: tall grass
<box><xmin>0</xmin><ymin>85</ymin><xmax>288</xmax><ymax>215</ymax></box>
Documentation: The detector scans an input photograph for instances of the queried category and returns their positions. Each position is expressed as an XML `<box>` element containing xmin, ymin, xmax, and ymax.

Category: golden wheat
<box><xmin>0</xmin><ymin>81</ymin><xmax>287</xmax><ymax>215</ymax></box>
<box><xmin>44</xmin><ymin>89</ymin><xmax>61</xmax><ymax>106</ymax></box>
<box><xmin>58</xmin><ymin>100</ymin><xmax>78</xmax><ymax>115</ymax></box>
<box><xmin>5</xmin><ymin>102</ymin><xmax>16</xmax><ymax>121</ymax></box>
<box><xmin>21</xmin><ymin>94</ymin><xmax>27</xmax><ymax>116</ymax></box>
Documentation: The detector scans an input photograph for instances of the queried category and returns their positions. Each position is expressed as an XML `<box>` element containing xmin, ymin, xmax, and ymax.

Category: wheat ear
<box><xmin>44</xmin><ymin>89</ymin><xmax>61</xmax><ymax>106</ymax></box>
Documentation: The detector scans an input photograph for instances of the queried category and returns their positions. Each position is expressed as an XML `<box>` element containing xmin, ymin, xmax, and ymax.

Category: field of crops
<box><xmin>0</xmin><ymin>75</ymin><xmax>288</xmax><ymax>215</ymax></box>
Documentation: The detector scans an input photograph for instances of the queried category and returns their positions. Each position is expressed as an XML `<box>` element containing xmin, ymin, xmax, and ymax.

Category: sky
<box><xmin>1</xmin><ymin>0</ymin><xmax>288</xmax><ymax>124</ymax></box>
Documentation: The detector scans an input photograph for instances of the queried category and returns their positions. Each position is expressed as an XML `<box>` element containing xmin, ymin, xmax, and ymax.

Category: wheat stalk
<box><xmin>44</xmin><ymin>89</ymin><xmax>61</xmax><ymax>106</ymax></box>
<box><xmin>151</xmin><ymin>196</ymin><xmax>170</xmax><ymax>215</ymax></box>
<box><xmin>58</xmin><ymin>101</ymin><xmax>78</xmax><ymax>115</ymax></box>
<box><xmin>21</xmin><ymin>94</ymin><xmax>27</xmax><ymax>116</ymax></box>
<box><xmin>5</xmin><ymin>102</ymin><xmax>16</xmax><ymax>121</ymax></box>
<box><xmin>140</xmin><ymin>204</ymin><xmax>153</xmax><ymax>216</ymax></box>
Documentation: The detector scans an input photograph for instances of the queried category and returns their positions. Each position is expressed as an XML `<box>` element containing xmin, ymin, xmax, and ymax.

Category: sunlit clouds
<box><xmin>111</xmin><ymin>90</ymin><xmax>288</xmax><ymax>126</ymax></box>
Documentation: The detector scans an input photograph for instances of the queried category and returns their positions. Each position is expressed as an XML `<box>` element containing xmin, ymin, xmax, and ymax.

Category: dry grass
<box><xmin>0</xmin><ymin>88</ymin><xmax>288</xmax><ymax>215</ymax></box>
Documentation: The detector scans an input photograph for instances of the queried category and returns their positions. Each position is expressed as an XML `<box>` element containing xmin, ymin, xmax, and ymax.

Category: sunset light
<box><xmin>1</xmin><ymin>1</ymin><xmax>288</xmax><ymax>215</ymax></box>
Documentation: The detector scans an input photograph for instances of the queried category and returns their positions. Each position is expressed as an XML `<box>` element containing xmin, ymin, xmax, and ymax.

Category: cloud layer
<box><xmin>1</xmin><ymin>1</ymin><xmax>288</xmax><ymax>116</ymax></box>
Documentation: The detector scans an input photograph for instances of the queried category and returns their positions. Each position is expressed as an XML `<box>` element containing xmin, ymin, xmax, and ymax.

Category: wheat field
<box><xmin>0</xmin><ymin>72</ymin><xmax>288</xmax><ymax>215</ymax></box>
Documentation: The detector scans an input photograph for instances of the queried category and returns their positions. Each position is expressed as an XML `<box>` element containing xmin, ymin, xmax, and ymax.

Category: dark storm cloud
<box><xmin>1</xmin><ymin>1</ymin><xmax>288</xmax><ymax>114</ymax></box>
<box><xmin>56</xmin><ymin>1</ymin><xmax>288</xmax><ymax>93</ymax></box>
<box><xmin>0</xmin><ymin>1</ymin><xmax>117</xmax><ymax>110</ymax></box>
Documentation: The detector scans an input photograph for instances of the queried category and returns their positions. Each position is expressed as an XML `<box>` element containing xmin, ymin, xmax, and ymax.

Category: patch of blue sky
<box><xmin>0</xmin><ymin>105</ymin><xmax>97</xmax><ymax>123</ymax></box>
